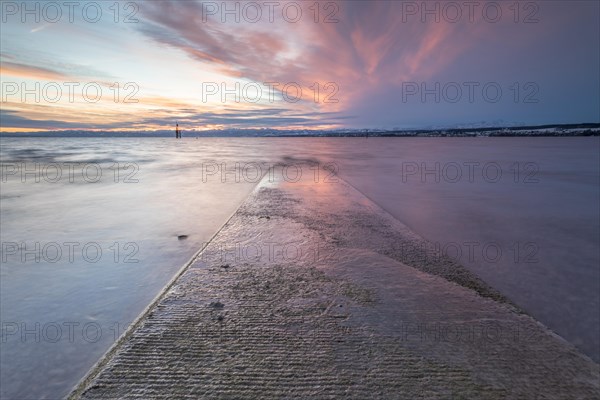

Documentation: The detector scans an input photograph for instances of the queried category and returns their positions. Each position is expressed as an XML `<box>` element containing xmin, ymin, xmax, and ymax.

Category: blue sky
<box><xmin>1</xmin><ymin>0</ymin><xmax>599</xmax><ymax>131</ymax></box>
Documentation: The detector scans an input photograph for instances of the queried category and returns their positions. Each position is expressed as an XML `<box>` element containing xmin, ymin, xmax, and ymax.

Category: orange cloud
<box><xmin>0</xmin><ymin>62</ymin><xmax>71</xmax><ymax>81</ymax></box>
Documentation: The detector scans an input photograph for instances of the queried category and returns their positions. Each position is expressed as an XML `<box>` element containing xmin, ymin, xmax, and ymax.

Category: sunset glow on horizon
<box><xmin>1</xmin><ymin>3</ymin><xmax>600</xmax><ymax>398</ymax></box>
<box><xmin>1</xmin><ymin>0</ymin><xmax>599</xmax><ymax>132</ymax></box>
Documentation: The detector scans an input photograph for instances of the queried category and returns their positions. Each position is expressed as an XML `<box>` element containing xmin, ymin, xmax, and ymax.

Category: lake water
<box><xmin>1</xmin><ymin>137</ymin><xmax>598</xmax><ymax>399</ymax></box>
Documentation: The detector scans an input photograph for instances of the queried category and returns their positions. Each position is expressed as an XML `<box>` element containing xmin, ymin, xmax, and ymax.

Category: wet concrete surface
<box><xmin>71</xmin><ymin>166</ymin><xmax>599</xmax><ymax>399</ymax></box>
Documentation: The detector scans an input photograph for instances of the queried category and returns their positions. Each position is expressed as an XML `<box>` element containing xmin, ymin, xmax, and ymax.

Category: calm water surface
<box><xmin>1</xmin><ymin>137</ymin><xmax>598</xmax><ymax>399</ymax></box>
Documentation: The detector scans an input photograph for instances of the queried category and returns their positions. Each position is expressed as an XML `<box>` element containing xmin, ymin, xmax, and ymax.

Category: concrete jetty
<box><xmin>71</xmin><ymin>166</ymin><xmax>599</xmax><ymax>399</ymax></box>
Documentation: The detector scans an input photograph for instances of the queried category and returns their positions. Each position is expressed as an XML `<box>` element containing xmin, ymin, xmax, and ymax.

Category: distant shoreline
<box><xmin>1</xmin><ymin>123</ymin><xmax>599</xmax><ymax>138</ymax></box>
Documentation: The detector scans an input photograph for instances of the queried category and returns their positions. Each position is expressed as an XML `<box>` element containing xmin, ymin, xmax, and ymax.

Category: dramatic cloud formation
<box><xmin>1</xmin><ymin>0</ymin><xmax>598</xmax><ymax>131</ymax></box>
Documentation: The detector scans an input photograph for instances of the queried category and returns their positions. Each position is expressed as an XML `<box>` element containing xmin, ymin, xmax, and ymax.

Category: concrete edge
<box><xmin>66</xmin><ymin>179</ymin><xmax>267</xmax><ymax>400</ymax></box>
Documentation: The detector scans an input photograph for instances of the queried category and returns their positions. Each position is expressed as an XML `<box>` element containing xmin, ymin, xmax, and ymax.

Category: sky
<box><xmin>1</xmin><ymin>0</ymin><xmax>599</xmax><ymax>132</ymax></box>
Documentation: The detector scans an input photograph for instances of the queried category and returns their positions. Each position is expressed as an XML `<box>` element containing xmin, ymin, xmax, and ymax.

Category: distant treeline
<box><xmin>1</xmin><ymin>123</ymin><xmax>599</xmax><ymax>138</ymax></box>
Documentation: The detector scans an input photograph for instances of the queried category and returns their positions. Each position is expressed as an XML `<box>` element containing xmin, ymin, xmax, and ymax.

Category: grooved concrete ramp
<box><xmin>72</xmin><ymin>167</ymin><xmax>599</xmax><ymax>399</ymax></box>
